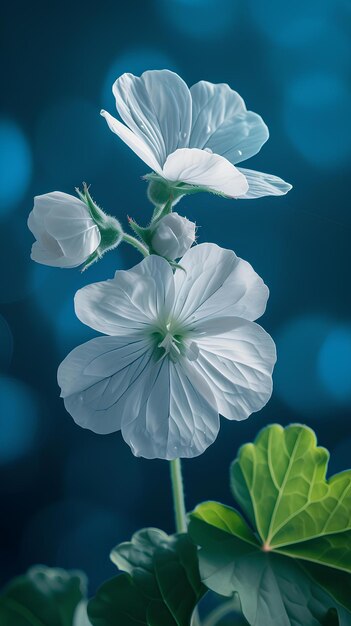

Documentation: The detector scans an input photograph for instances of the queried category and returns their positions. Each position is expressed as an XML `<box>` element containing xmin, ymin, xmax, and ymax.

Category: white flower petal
<box><xmin>27</xmin><ymin>209</ymin><xmax>44</xmax><ymax>241</ymax></box>
<box><xmin>237</xmin><ymin>168</ymin><xmax>292</xmax><ymax>198</ymax></box>
<box><xmin>43</xmin><ymin>205</ymin><xmax>97</xmax><ymax>239</ymax></box>
<box><xmin>29</xmin><ymin>192</ymin><xmax>86</xmax><ymax>239</ymax></box>
<box><xmin>56</xmin><ymin>226</ymin><xmax>101</xmax><ymax>260</ymax></box>
<box><xmin>100</xmin><ymin>110</ymin><xmax>162</xmax><ymax>173</ymax></box>
<box><xmin>31</xmin><ymin>226</ymin><xmax>90</xmax><ymax>267</ymax></box>
<box><xmin>173</xmin><ymin>243</ymin><xmax>269</xmax><ymax>325</ymax></box>
<box><xmin>121</xmin><ymin>358</ymin><xmax>219</xmax><ymax>460</ymax></box>
<box><xmin>189</xmin><ymin>81</ymin><xmax>268</xmax><ymax>164</ymax></box>
<box><xmin>59</xmin><ymin>335</ymin><xmax>219</xmax><ymax>459</ymax></box>
<box><xmin>205</xmin><ymin>111</ymin><xmax>269</xmax><ymax>165</ymax></box>
<box><xmin>74</xmin><ymin>255</ymin><xmax>175</xmax><ymax>335</ymax></box>
<box><xmin>162</xmin><ymin>148</ymin><xmax>248</xmax><ymax>198</ymax></box>
<box><xmin>195</xmin><ymin>320</ymin><xmax>276</xmax><ymax>420</ymax></box>
<box><xmin>28</xmin><ymin>192</ymin><xmax>101</xmax><ymax>268</ymax></box>
<box><xmin>41</xmin><ymin>200</ymin><xmax>101</xmax><ymax>260</ymax></box>
<box><xmin>58</xmin><ymin>335</ymin><xmax>152</xmax><ymax>434</ymax></box>
<box><xmin>33</xmin><ymin>191</ymin><xmax>86</xmax><ymax>214</ymax></box>
<box><xmin>190</xmin><ymin>81</ymin><xmax>245</xmax><ymax>147</ymax></box>
<box><xmin>30</xmin><ymin>239</ymin><xmax>73</xmax><ymax>267</ymax></box>
<box><xmin>112</xmin><ymin>70</ymin><xmax>192</xmax><ymax>166</ymax></box>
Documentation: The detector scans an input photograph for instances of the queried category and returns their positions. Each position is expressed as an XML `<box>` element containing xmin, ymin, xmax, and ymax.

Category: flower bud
<box><xmin>147</xmin><ymin>177</ymin><xmax>172</xmax><ymax>206</ymax></box>
<box><xmin>151</xmin><ymin>212</ymin><xmax>196</xmax><ymax>260</ymax></box>
<box><xmin>28</xmin><ymin>191</ymin><xmax>101</xmax><ymax>268</ymax></box>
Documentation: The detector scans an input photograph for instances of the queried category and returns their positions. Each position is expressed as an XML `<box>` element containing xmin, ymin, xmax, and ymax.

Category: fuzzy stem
<box><xmin>122</xmin><ymin>233</ymin><xmax>149</xmax><ymax>257</ymax></box>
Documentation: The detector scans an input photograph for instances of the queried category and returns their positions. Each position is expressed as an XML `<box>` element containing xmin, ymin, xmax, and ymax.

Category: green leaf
<box><xmin>0</xmin><ymin>566</ymin><xmax>87</xmax><ymax>626</ymax></box>
<box><xmin>188</xmin><ymin>424</ymin><xmax>351</xmax><ymax>626</ymax></box>
<box><xmin>231</xmin><ymin>424</ymin><xmax>351</xmax><ymax>570</ymax></box>
<box><xmin>190</xmin><ymin>505</ymin><xmax>351</xmax><ymax>625</ymax></box>
<box><xmin>88</xmin><ymin>528</ymin><xmax>205</xmax><ymax>626</ymax></box>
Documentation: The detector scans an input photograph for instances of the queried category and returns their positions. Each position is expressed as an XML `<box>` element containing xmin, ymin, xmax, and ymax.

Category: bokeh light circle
<box><xmin>318</xmin><ymin>326</ymin><xmax>351</xmax><ymax>403</ymax></box>
<box><xmin>0</xmin><ymin>119</ymin><xmax>32</xmax><ymax>218</ymax></box>
<box><xmin>157</xmin><ymin>0</ymin><xmax>238</xmax><ymax>39</ymax></box>
<box><xmin>248</xmin><ymin>0</ymin><xmax>333</xmax><ymax>47</ymax></box>
<box><xmin>284</xmin><ymin>73</ymin><xmax>351</xmax><ymax>167</ymax></box>
<box><xmin>0</xmin><ymin>376</ymin><xmax>39</xmax><ymax>464</ymax></box>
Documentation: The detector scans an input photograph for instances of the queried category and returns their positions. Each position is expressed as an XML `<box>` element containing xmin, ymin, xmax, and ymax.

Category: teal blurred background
<box><xmin>0</xmin><ymin>0</ymin><xmax>351</xmax><ymax>592</ymax></box>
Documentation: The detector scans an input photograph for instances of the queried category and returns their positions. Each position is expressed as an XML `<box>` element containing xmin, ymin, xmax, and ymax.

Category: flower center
<box><xmin>151</xmin><ymin>321</ymin><xmax>198</xmax><ymax>363</ymax></box>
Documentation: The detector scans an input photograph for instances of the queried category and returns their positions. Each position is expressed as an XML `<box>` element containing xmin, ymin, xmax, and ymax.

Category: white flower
<box><xmin>101</xmin><ymin>70</ymin><xmax>291</xmax><ymax>200</ymax></box>
<box><xmin>58</xmin><ymin>243</ymin><xmax>276</xmax><ymax>460</ymax></box>
<box><xmin>151</xmin><ymin>212</ymin><xmax>196</xmax><ymax>259</ymax></box>
<box><xmin>28</xmin><ymin>192</ymin><xmax>101</xmax><ymax>268</ymax></box>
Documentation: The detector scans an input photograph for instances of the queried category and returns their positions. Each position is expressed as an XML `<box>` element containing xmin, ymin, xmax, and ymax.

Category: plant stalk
<box><xmin>169</xmin><ymin>458</ymin><xmax>187</xmax><ymax>534</ymax></box>
<box><xmin>170</xmin><ymin>459</ymin><xmax>202</xmax><ymax>625</ymax></box>
<box><xmin>122</xmin><ymin>233</ymin><xmax>149</xmax><ymax>257</ymax></box>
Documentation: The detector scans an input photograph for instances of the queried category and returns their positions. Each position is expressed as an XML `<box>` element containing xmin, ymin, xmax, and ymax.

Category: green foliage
<box><xmin>88</xmin><ymin>528</ymin><xmax>205</xmax><ymax>626</ymax></box>
<box><xmin>2</xmin><ymin>425</ymin><xmax>350</xmax><ymax>626</ymax></box>
<box><xmin>189</xmin><ymin>424</ymin><xmax>351</xmax><ymax>626</ymax></box>
<box><xmin>231</xmin><ymin>423</ymin><xmax>351</xmax><ymax>567</ymax></box>
<box><xmin>0</xmin><ymin>566</ymin><xmax>87</xmax><ymax>626</ymax></box>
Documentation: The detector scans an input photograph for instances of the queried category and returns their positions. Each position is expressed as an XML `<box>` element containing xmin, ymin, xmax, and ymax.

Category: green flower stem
<box><xmin>170</xmin><ymin>460</ymin><xmax>202</xmax><ymax>626</ymax></box>
<box><xmin>162</xmin><ymin>196</ymin><xmax>174</xmax><ymax>215</ymax></box>
<box><xmin>169</xmin><ymin>459</ymin><xmax>201</xmax><ymax>626</ymax></box>
<box><xmin>169</xmin><ymin>458</ymin><xmax>188</xmax><ymax>534</ymax></box>
<box><xmin>122</xmin><ymin>233</ymin><xmax>149</xmax><ymax>257</ymax></box>
<box><xmin>202</xmin><ymin>600</ymin><xmax>239</xmax><ymax>626</ymax></box>
<box><xmin>151</xmin><ymin>195</ymin><xmax>175</xmax><ymax>222</ymax></box>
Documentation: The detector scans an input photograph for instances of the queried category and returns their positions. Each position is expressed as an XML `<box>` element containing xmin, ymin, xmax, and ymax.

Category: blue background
<box><xmin>1</xmin><ymin>0</ymin><xmax>351</xmax><ymax>593</ymax></box>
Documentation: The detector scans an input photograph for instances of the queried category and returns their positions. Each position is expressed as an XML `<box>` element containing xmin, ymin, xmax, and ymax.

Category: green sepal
<box><xmin>76</xmin><ymin>184</ymin><xmax>124</xmax><ymax>269</ymax></box>
<box><xmin>146</xmin><ymin>176</ymin><xmax>174</xmax><ymax>206</ymax></box>
<box><xmin>168</xmin><ymin>260</ymin><xmax>186</xmax><ymax>272</ymax></box>
<box><xmin>0</xmin><ymin>565</ymin><xmax>87</xmax><ymax>626</ymax></box>
<box><xmin>144</xmin><ymin>172</ymin><xmax>229</xmax><ymax>203</ymax></box>
<box><xmin>81</xmin><ymin>250</ymin><xmax>101</xmax><ymax>272</ymax></box>
<box><xmin>128</xmin><ymin>218</ymin><xmax>153</xmax><ymax>248</ymax></box>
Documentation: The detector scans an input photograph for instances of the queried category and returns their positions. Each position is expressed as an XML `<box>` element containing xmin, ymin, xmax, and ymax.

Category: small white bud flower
<box><xmin>151</xmin><ymin>212</ymin><xmax>196</xmax><ymax>260</ymax></box>
<box><xmin>28</xmin><ymin>192</ymin><xmax>101</xmax><ymax>268</ymax></box>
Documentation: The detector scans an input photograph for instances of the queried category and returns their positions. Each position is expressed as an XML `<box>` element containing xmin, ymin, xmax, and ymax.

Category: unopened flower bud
<box><xmin>28</xmin><ymin>192</ymin><xmax>101</xmax><ymax>268</ymax></box>
<box><xmin>151</xmin><ymin>212</ymin><xmax>196</xmax><ymax>260</ymax></box>
<box><xmin>147</xmin><ymin>177</ymin><xmax>172</xmax><ymax>206</ymax></box>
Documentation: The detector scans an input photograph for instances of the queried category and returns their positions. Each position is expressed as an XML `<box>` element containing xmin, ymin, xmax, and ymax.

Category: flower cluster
<box><xmin>29</xmin><ymin>69</ymin><xmax>291</xmax><ymax>460</ymax></box>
